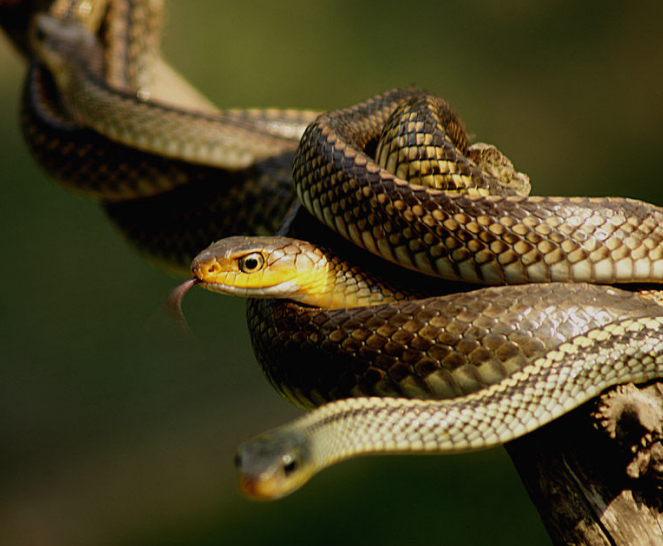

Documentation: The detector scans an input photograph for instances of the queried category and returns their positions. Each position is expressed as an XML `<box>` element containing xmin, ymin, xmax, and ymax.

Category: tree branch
<box><xmin>506</xmin><ymin>382</ymin><xmax>663</xmax><ymax>546</ymax></box>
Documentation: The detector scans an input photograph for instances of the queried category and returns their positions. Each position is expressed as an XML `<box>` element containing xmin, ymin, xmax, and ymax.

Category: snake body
<box><xmin>237</xmin><ymin>315</ymin><xmax>663</xmax><ymax>499</ymax></box>
<box><xmin>6</xmin><ymin>0</ymin><xmax>663</xmax><ymax>502</ymax></box>
<box><xmin>294</xmin><ymin>87</ymin><xmax>663</xmax><ymax>285</ymax></box>
<box><xmin>189</xmin><ymin>236</ymin><xmax>663</xmax><ymax>411</ymax></box>
<box><xmin>31</xmin><ymin>14</ymin><xmax>315</xmax><ymax>169</ymax></box>
<box><xmin>244</xmin><ymin>284</ymin><xmax>663</xmax><ymax>410</ymax></box>
<box><xmin>15</xmin><ymin>2</ymin><xmax>300</xmax><ymax>272</ymax></box>
<box><xmin>196</xmin><ymin>89</ymin><xmax>663</xmax><ymax>497</ymax></box>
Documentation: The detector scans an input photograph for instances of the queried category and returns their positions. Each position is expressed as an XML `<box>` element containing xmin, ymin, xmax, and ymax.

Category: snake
<box><xmin>11</xmin><ymin>1</ymin><xmax>303</xmax><ymax>269</ymax></box>
<box><xmin>184</xmin><ymin>87</ymin><xmax>663</xmax><ymax>499</ymax></box>
<box><xmin>235</xmin><ymin>315</ymin><xmax>663</xmax><ymax>499</ymax></box>
<box><xmin>30</xmin><ymin>13</ymin><xmax>317</xmax><ymax>172</ymax></box>
<box><xmin>7</xmin><ymin>0</ymin><xmax>663</xmax><ymax>501</ymax></box>
<box><xmin>7</xmin><ymin>3</ymin><xmax>315</xmax><ymax>203</ymax></box>
<box><xmin>189</xmin><ymin>232</ymin><xmax>663</xmax><ymax>498</ymax></box>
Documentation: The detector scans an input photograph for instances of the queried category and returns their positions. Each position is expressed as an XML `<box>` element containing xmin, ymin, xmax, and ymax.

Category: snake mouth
<box><xmin>237</xmin><ymin>474</ymin><xmax>271</xmax><ymax>501</ymax></box>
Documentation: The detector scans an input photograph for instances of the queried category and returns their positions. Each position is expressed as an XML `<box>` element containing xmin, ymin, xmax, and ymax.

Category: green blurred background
<box><xmin>2</xmin><ymin>1</ymin><xmax>663</xmax><ymax>544</ymax></box>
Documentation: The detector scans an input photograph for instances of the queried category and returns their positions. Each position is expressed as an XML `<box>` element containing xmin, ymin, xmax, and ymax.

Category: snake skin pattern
<box><xmin>4</xmin><ymin>0</ymin><xmax>663</xmax><ymax>500</ymax></box>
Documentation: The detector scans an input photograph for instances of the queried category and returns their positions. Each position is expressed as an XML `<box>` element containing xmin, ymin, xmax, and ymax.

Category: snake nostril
<box><xmin>190</xmin><ymin>259</ymin><xmax>204</xmax><ymax>278</ymax></box>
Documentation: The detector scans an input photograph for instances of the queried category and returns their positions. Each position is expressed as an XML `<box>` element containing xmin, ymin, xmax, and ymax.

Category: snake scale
<box><xmin>4</xmin><ymin>0</ymin><xmax>663</xmax><ymax>500</ymax></box>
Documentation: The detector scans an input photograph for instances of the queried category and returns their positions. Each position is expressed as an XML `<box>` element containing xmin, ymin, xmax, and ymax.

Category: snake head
<box><xmin>190</xmin><ymin>235</ymin><xmax>331</xmax><ymax>303</ymax></box>
<box><xmin>30</xmin><ymin>13</ymin><xmax>100</xmax><ymax>90</ymax></box>
<box><xmin>190</xmin><ymin>235</ymin><xmax>405</xmax><ymax>308</ymax></box>
<box><xmin>235</xmin><ymin>429</ymin><xmax>315</xmax><ymax>500</ymax></box>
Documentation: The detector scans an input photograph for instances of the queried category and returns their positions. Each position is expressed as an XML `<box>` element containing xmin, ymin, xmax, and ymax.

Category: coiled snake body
<box><xmin>9</xmin><ymin>0</ymin><xmax>663</xmax><ymax>501</ymax></box>
<box><xmin>199</xmin><ymin>91</ymin><xmax>663</xmax><ymax>498</ymax></box>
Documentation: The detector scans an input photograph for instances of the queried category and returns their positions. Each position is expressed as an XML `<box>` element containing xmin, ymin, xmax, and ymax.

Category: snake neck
<box><xmin>297</xmin><ymin>249</ymin><xmax>416</xmax><ymax>308</ymax></box>
<box><xmin>33</xmin><ymin>14</ymin><xmax>105</xmax><ymax>99</ymax></box>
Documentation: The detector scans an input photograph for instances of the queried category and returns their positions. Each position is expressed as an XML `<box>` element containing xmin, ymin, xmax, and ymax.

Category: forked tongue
<box><xmin>165</xmin><ymin>277</ymin><xmax>200</xmax><ymax>326</ymax></box>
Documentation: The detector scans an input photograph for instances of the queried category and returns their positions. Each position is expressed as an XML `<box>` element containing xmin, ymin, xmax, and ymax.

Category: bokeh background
<box><xmin>2</xmin><ymin>1</ymin><xmax>663</xmax><ymax>544</ymax></box>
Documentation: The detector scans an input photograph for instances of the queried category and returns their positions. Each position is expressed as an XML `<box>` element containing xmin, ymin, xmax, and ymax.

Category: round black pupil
<box><xmin>244</xmin><ymin>257</ymin><xmax>258</xmax><ymax>270</ymax></box>
<box><xmin>35</xmin><ymin>26</ymin><xmax>46</xmax><ymax>42</ymax></box>
<box><xmin>283</xmin><ymin>459</ymin><xmax>297</xmax><ymax>475</ymax></box>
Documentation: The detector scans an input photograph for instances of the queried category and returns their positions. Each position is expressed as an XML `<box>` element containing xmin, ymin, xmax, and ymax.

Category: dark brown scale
<box><xmin>374</xmin><ymin>93</ymin><xmax>510</xmax><ymax>194</ymax></box>
<box><xmin>21</xmin><ymin>62</ymin><xmax>225</xmax><ymax>200</ymax></box>
<box><xmin>293</xmin><ymin>89</ymin><xmax>663</xmax><ymax>284</ymax></box>
<box><xmin>247</xmin><ymin>284</ymin><xmax>663</xmax><ymax>409</ymax></box>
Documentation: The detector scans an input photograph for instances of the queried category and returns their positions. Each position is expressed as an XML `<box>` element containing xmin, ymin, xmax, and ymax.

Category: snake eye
<box><xmin>238</xmin><ymin>252</ymin><xmax>265</xmax><ymax>273</ymax></box>
<box><xmin>282</xmin><ymin>454</ymin><xmax>298</xmax><ymax>476</ymax></box>
<box><xmin>33</xmin><ymin>24</ymin><xmax>47</xmax><ymax>44</ymax></box>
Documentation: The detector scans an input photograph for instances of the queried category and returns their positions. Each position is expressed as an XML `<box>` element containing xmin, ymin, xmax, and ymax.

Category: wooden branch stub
<box><xmin>506</xmin><ymin>381</ymin><xmax>663</xmax><ymax>546</ymax></box>
<box><xmin>592</xmin><ymin>383</ymin><xmax>663</xmax><ymax>489</ymax></box>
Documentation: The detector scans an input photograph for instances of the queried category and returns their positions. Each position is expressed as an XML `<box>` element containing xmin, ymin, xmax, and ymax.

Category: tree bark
<box><xmin>506</xmin><ymin>382</ymin><xmax>663</xmax><ymax>546</ymax></box>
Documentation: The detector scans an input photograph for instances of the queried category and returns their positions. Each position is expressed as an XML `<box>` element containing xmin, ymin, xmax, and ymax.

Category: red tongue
<box><xmin>165</xmin><ymin>277</ymin><xmax>200</xmax><ymax>319</ymax></box>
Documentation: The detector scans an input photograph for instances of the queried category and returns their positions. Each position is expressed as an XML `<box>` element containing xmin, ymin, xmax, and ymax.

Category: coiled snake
<box><xmin>8</xmin><ymin>0</ymin><xmax>663</xmax><ymax>501</ymax></box>
<box><xmin>191</xmin><ymin>89</ymin><xmax>663</xmax><ymax>499</ymax></box>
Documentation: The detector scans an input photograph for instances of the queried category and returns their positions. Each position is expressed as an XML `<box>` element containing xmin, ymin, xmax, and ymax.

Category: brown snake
<box><xmin>198</xmin><ymin>88</ymin><xmax>663</xmax><ymax>497</ymax></box>
<box><xmin>4</xmin><ymin>0</ymin><xmax>663</xmax><ymax>500</ymax></box>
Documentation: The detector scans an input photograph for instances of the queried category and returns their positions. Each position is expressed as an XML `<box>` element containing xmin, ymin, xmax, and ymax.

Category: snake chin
<box><xmin>235</xmin><ymin>429</ymin><xmax>313</xmax><ymax>501</ymax></box>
